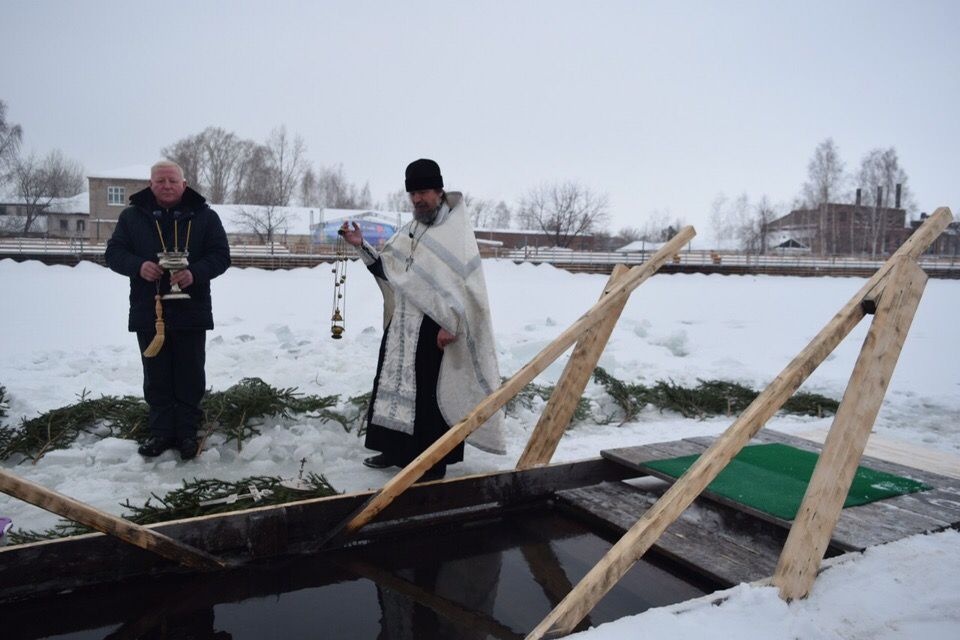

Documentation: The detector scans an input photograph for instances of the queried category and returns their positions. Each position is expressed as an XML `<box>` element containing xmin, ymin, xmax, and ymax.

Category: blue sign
<box><xmin>314</xmin><ymin>219</ymin><xmax>398</xmax><ymax>245</ymax></box>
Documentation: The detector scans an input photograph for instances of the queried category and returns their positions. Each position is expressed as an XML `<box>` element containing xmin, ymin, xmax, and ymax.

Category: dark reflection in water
<box><xmin>8</xmin><ymin>509</ymin><xmax>712</xmax><ymax>640</ymax></box>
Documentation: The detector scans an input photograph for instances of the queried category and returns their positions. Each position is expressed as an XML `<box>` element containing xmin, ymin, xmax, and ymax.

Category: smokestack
<box><xmin>895</xmin><ymin>183</ymin><xmax>902</xmax><ymax>209</ymax></box>
<box><xmin>855</xmin><ymin>188</ymin><xmax>861</xmax><ymax>206</ymax></box>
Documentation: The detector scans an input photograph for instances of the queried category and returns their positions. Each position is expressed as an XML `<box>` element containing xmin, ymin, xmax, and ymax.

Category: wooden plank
<box><xmin>0</xmin><ymin>458</ymin><xmax>636</xmax><ymax>603</ymax></box>
<box><xmin>0</xmin><ymin>468</ymin><xmax>226</xmax><ymax>571</ymax></box>
<box><xmin>775</xmin><ymin>259</ymin><xmax>931</xmax><ymax>599</ymax></box>
<box><xmin>327</xmin><ymin>227</ymin><xmax>697</xmax><ymax>546</ymax></box>
<box><xmin>556</xmin><ymin>481</ymin><xmax>783</xmax><ymax>586</ymax></box>
<box><xmin>524</xmin><ymin>209</ymin><xmax>953</xmax><ymax>639</ymax></box>
<box><xmin>601</xmin><ymin>441</ymin><xmax>707</xmax><ymax>470</ymax></box>
<box><xmin>518</xmin><ymin>264</ymin><xmax>631</xmax><ymax>469</ymax></box>
<box><xmin>793</xmin><ymin>426</ymin><xmax>960</xmax><ymax>480</ymax></box>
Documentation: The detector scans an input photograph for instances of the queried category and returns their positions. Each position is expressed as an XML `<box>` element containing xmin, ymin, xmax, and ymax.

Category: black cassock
<box><xmin>363</xmin><ymin>259</ymin><xmax>465</xmax><ymax>472</ymax></box>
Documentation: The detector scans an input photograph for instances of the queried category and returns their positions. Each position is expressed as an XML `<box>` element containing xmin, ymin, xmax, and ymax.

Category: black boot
<box><xmin>138</xmin><ymin>436</ymin><xmax>176</xmax><ymax>457</ymax></box>
<box><xmin>178</xmin><ymin>437</ymin><xmax>200</xmax><ymax>461</ymax></box>
<box><xmin>363</xmin><ymin>453</ymin><xmax>397</xmax><ymax>469</ymax></box>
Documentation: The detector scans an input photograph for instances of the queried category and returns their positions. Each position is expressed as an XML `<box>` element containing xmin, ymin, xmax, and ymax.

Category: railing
<box><xmin>1</xmin><ymin>238</ymin><xmax>957</xmax><ymax>276</ymax></box>
<box><xmin>499</xmin><ymin>247</ymin><xmax>960</xmax><ymax>273</ymax></box>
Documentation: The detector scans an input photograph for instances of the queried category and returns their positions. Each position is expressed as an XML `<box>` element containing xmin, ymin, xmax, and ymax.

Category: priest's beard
<box><xmin>413</xmin><ymin>207</ymin><xmax>439</xmax><ymax>225</ymax></box>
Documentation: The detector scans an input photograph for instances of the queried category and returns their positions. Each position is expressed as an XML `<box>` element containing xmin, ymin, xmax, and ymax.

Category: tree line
<box><xmin>710</xmin><ymin>138</ymin><xmax>916</xmax><ymax>256</ymax></box>
<box><xmin>0</xmin><ymin>97</ymin><xmax>920</xmax><ymax>253</ymax></box>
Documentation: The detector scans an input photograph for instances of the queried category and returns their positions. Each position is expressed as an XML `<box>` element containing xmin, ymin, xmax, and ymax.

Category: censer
<box><xmin>330</xmin><ymin>228</ymin><xmax>348</xmax><ymax>339</ymax></box>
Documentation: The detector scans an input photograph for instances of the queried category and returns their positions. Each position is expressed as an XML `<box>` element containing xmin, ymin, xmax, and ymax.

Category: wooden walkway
<box><xmin>555</xmin><ymin>430</ymin><xmax>960</xmax><ymax>588</ymax></box>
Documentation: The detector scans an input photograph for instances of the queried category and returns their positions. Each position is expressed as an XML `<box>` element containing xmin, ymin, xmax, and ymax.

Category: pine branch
<box><xmin>0</xmin><ymin>378</ymin><xmax>340</xmax><ymax>463</ymax></box>
<box><xmin>5</xmin><ymin>472</ymin><xmax>339</xmax><ymax>545</ymax></box>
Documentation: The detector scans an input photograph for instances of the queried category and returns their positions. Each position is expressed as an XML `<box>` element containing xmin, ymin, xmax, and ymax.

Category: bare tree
<box><xmin>617</xmin><ymin>226</ymin><xmax>643</xmax><ymax>242</ymax></box>
<box><xmin>233</xmin><ymin>144</ymin><xmax>276</xmax><ymax>205</ymax></box>
<box><xmin>7</xmin><ymin>149</ymin><xmax>85</xmax><ymax>234</ymax></box>
<box><xmin>800</xmin><ymin>138</ymin><xmax>847</xmax><ymax>207</ymax></box>
<box><xmin>857</xmin><ymin>147</ymin><xmax>913</xmax><ymax>256</ymax></box>
<box><xmin>381</xmin><ymin>188</ymin><xmax>411</xmax><ymax>213</ymax></box>
<box><xmin>799</xmin><ymin>138</ymin><xmax>848</xmax><ymax>255</ymax></box>
<box><xmin>491</xmin><ymin>201</ymin><xmax>511</xmax><ymax>228</ymax></box>
<box><xmin>710</xmin><ymin>192</ymin><xmax>776</xmax><ymax>253</ymax></box>
<box><xmin>0</xmin><ymin>100</ymin><xmax>23</xmax><ymax>184</ymax></box>
<box><xmin>302</xmin><ymin>163</ymin><xmax>372</xmax><ymax>209</ymax></box>
<box><xmin>160</xmin><ymin>133</ymin><xmax>204</xmax><ymax>188</ymax></box>
<box><xmin>517</xmin><ymin>181</ymin><xmax>609</xmax><ymax>247</ymax></box>
<box><xmin>263</xmin><ymin>126</ymin><xmax>306</xmax><ymax>207</ymax></box>
<box><xmin>640</xmin><ymin>208</ymin><xmax>686</xmax><ymax>242</ymax></box>
<box><xmin>200</xmin><ymin>127</ymin><xmax>245</xmax><ymax>203</ymax></box>
<box><xmin>232</xmin><ymin>205</ymin><xmax>291</xmax><ymax>250</ymax></box>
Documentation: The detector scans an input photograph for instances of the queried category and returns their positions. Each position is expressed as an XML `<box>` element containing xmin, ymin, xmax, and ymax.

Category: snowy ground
<box><xmin>1</xmin><ymin>257</ymin><xmax>958</xmax><ymax>638</ymax></box>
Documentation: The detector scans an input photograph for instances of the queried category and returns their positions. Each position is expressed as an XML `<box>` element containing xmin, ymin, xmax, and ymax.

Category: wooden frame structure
<box><xmin>525</xmin><ymin>207</ymin><xmax>952</xmax><ymax>639</ymax></box>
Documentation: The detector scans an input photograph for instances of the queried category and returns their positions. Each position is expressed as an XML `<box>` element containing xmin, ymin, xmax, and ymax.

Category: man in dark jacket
<box><xmin>105</xmin><ymin>161</ymin><xmax>230</xmax><ymax>460</ymax></box>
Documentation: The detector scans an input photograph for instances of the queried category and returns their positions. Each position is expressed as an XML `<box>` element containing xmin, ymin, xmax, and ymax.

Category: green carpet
<box><xmin>644</xmin><ymin>443</ymin><xmax>931</xmax><ymax>520</ymax></box>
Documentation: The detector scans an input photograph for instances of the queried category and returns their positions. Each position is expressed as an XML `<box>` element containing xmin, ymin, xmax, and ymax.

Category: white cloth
<box><xmin>358</xmin><ymin>192</ymin><xmax>506</xmax><ymax>455</ymax></box>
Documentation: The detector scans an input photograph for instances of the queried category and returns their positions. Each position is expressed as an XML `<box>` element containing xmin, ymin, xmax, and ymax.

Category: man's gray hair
<box><xmin>150</xmin><ymin>160</ymin><xmax>185</xmax><ymax>181</ymax></box>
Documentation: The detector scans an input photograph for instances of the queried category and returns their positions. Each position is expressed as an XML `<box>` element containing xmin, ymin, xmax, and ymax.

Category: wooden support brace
<box><xmin>0</xmin><ymin>469</ymin><xmax>227</xmax><ymax>570</ymax></box>
<box><xmin>524</xmin><ymin>207</ymin><xmax>952</xmax><ymax>640</ymax></box>
<box><xmin>517</xmin><ymin>264</ymin><xmax>631</xmax><ymax>470</ymax></box>
<box><xmin>773</xmin><ymin>257</ymin><xmax>928</xmax><ymax>600</ymax></box>
<box><xmin>319</xmin><ymin>227</ymin><xmax>697</xmax><ymax>548</ymax></box>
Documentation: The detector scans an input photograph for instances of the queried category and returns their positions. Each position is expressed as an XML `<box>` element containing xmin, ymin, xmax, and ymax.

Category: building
<box><xmin>0</xmin><ymin>192</ymin><xmax>89</xmax><ymax>239</ymax></box>
<box><xmin>86</xmin><ymin>166</ymin><xmax>151</xmax><ymax>241</ymax></box>
<box><xmin>767</xmin><ymin>203</ymin><xmax>910</xmax><ymax>256</ymax></box>
<box><xmin>912</xmin><ymin>212</ymin><xmax>959</xmax><ymax>256</ymax></box>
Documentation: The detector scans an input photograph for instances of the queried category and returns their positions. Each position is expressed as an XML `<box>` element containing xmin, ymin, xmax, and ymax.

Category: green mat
<box><xmin>643</xmin><ymin>443</ymin><xmax>931</xmax><ymax>520</ymax></box>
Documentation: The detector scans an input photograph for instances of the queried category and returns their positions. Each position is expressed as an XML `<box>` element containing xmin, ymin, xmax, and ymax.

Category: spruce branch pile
<box><xmin>321</xmin><ymin>391</ymin><xmax>371</xmax><ymax>436</ymax></box>
<box><xmin>504</xmin><ymin>379</ymin><xmax>592</xmax><ymax>424</ymax></box>
<box><xmin>592</xmin><ymin>367</ymin><xmax>839</xmax><ymax>423</ymax></box>
<box><xmin>199</xmin><ymin>378</ymin><xmax>340</xmax><ymax>451</ymax></box>
<box><xmin>7</xmin><ymin>472</ymin><xmax>337</xmax><ymax>545</ymax></box>
<box><xmin>0</xmin><ymin>378</ymin><xmax>342</xmax><ymax>463</ymax></box>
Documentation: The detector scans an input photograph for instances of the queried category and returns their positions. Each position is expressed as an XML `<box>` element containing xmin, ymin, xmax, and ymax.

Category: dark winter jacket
<box><xmin>105</xmin><ymin>186</ymin><xmax>231</xmax><ymax>332</ymax></box>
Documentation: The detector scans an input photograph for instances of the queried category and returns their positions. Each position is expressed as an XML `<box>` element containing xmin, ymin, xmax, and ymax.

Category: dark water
<box><xmin>8</xmin><ymin>509</ymin><xmax>713</xmax><ymax>640</ymax></box>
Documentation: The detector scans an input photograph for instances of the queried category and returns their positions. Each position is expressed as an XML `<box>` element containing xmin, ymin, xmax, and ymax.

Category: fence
<box><xmin>2</xmin><ymin>238</ymin><xmax>958</xmax><ymax>278</ymax></box>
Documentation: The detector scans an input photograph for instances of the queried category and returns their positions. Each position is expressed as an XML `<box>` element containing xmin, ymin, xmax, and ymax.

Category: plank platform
<box><xmin>555</xmin><ymin>480</ymin><xmax>786</xmax><ymax>586</ymax></box>
<box><xmin>599</xmin><ymin>430</ymin><xmax>960</xmax><ymax>552</ymax></box>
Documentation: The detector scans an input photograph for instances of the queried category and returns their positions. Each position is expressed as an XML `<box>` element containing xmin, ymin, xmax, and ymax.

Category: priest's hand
<box><xmin>170</xmin><ymin>269</ymin><xmax>194</xmax><ymax>289</ymax></box>
<box><xmin>437</xmin><ymin>328</ymin><xmax>458</xmax><ymax>350</ymax></box>
<box><xmin>340</xmin><ymin>221</ymin><xmax>363</xmax><ymax>247</ymax></box>
<box><xmin>140</xmin><ymin>261</ymin><xmax>163</xmax><ymax>282</ymax></box>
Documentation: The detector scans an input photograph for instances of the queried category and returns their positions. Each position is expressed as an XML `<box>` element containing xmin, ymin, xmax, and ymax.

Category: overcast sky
<box><xmin>2</xmin><ymin>0</ymin><xmax>957</xmax><ymax>238</ymax></box>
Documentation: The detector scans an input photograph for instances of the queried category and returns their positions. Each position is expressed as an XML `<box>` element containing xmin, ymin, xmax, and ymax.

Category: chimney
<box><xmin>855</xmin><ymin>188</ymin><xmax>861</xmax><ymax>206</ymax></box>
<box><xmin>876</xmin><ymin>186</ymin><xmax>883</xmax><ymax>208</ymax></box>
<box><xmin>895</xmin><ymin>183</ymin><xmax>902</xmax><ymax>209</ymax></box>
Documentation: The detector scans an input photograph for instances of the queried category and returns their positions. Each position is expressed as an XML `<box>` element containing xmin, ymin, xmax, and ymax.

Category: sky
<box><xmin>2</xmin><ymin>0</ymin><xmax>958</xmax><ymax>237</ymax></box>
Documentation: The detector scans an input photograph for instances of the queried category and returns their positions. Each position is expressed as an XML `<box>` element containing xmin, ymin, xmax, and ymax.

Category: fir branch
<box><xmin>592</xmin><ymin>367</ymin><xmax>839</xmax><ymax>422</ymax></box>
<box><xmin>322</xmin><ymin>392</ymin><xmax>371</xmax><ymax>435</ymax></box>
<box><xmin>5</xmin><ymin>472</ymin><xmax>339</xmax><ymax>545</ymax></box>
<box><xmin>0</xmin><ymin>378</ymin><xmax>340</xmax><ymax>463</ymax></box>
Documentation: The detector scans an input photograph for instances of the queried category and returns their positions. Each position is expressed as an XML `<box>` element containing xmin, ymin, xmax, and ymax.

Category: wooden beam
<box><xmin>321</xmin><ymin>226</ymin><xmax>697</xmax><ymax>548</ymax></box>
<box><xmin>773</xmin><ymin>257</ymin><xmax>928</xmax><ymax>600</ymax></box>
<box><xmin>517</xmin><ymin>264</ymin><xmax>631</xmax><ymax>470</ymax></box>
<box><xmin>524</xmin><ymin>207</ymin><xmax>952</xmax><ymax>639</ymax></box>
<box><xmin>0</xmin><ymin>469</ymin><xmax>226</xmax><ymax>570</ymax></box>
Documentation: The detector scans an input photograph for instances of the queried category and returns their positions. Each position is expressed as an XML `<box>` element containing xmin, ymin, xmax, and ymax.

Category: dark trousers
<box><xmin>136</xmin><ymin>329</ymin><xmax>207</xmax><ymax>441</ymax></box>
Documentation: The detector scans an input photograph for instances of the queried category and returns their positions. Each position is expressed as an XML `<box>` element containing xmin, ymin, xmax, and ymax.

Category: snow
<box><xmin>87</xmin><ymin>165</ymin><xmax>154</xmax><ymax>180</ymax></box>
<box><xmin>1</xmin><ymin>257</ymin><xmax>959</xmax><ymax>638</ymax></box>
